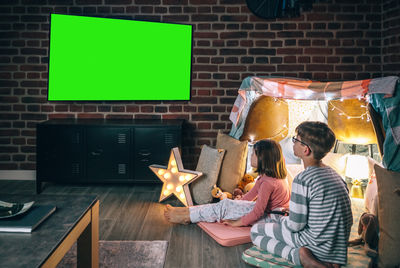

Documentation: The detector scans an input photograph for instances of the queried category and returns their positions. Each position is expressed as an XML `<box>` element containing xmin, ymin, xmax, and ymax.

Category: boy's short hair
<box><xmin>295</xmin><ymin>121</ymin><xmax>336</xmax><ymax>160</ymax></box>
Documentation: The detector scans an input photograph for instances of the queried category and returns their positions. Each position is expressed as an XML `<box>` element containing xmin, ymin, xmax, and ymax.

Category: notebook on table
<box><xmin>0</xmin><ymin>205</ymin><xmax>56</xmax><ymax>233</ymax></box>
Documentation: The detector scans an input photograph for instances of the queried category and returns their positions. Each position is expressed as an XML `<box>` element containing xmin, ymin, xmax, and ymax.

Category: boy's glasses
<box><xmin>292</xmin><ymin>136</ymin><xmax>312</xmax><ymax>152</ymax></box>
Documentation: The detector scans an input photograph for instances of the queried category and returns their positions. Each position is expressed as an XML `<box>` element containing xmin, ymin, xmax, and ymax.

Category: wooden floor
<box><xmin>0</xmin><ymin>180</ymin><xmax>253</xmax><ymax>268</ymax></box>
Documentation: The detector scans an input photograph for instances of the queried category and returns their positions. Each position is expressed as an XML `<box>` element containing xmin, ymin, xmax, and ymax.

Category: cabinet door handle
<box><xmin>90</xmin><ymin>149</ymin><xmax>103</xmax><ymax>156</ymax></box>
<box><xmin>139</xmin><ymin>152</ymin><xmax>151</xmax><ymax>156</ymax></box>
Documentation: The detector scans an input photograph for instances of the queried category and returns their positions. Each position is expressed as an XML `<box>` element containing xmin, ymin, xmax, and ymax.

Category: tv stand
<box><xmin>36</xmin><ymin>119</ymin><xmax>183</xmax><ymax>193</ymax></box>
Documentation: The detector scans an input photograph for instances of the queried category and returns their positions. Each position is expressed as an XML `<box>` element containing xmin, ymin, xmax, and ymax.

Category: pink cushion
<box><xmin>197</xmin><ymin>222</ymin><xmax>251</xmax><ymax>247</ymax></box>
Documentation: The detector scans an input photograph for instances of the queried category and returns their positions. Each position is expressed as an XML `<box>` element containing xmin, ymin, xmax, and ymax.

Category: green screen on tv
<box><xmin>48</xmin><ymin>14</ymin><xmax>192</xmax><ymax>101</ymax></box>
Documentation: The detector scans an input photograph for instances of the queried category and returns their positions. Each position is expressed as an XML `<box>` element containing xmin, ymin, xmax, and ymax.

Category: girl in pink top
<box><xmin>164</xmin><ymin>139</ymin><xmax>291</xmax><ymax>226</ymax></box>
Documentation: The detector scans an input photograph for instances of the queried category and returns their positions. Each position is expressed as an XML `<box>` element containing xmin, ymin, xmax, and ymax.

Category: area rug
<box><xmin>57</xmin><ymin>240</ymin><xmax>169</xmax><ymax>268</ymax></box>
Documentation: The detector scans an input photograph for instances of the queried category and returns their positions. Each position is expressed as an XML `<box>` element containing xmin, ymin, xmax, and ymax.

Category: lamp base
<box><xmin>350</xmin><ymin>185</ymin><xmax>364</xmax><ymax>199</ymax></box>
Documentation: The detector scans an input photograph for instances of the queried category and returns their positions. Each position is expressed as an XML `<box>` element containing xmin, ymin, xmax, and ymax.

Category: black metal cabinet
<box><xmin>36</xmin><ymin>119</ymin><xmax>183</xmax><ymax>193</ymax></box>
<box><xmin>37</xmin><ymin>125</ymin><xmax>85</xmax><ymax>181</ymax></box>
<box><xmin>133</xmin><ymin>127</ymin><xmax>181</xmax><ymax>183</ymax></box>
<box><xmin>86</xmin><ymin>127</ymin><xmax>131</xmax><ymax>181</ymax></box>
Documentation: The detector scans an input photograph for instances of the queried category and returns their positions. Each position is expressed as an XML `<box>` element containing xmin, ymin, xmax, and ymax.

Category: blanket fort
<box><xmin>229</xmin><ymin>76</ymin><xmax>400</xmax><ymax>172</ymax></box>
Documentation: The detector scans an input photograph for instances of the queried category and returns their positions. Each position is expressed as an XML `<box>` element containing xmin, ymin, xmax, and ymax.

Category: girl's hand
<box><xmin>234</xmin><ymin>195</ymin><xmax>243</xmax><ymax>200</ymax></box>
<box><xmin>221</xmin><ymin>218</ymin><xmax>243</xmax><ymax>227</ymax></box>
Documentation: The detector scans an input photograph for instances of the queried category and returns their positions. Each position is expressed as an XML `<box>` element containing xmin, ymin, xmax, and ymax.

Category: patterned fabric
<box><xmin>242</xmin><ymin>246</ymin><xmax>300</xmax><ymax>267</ymax></box>
<box><xmin>242</xmin><ymin>245</ymin><xmax>371</xmax><ymax>268</ymax></box>
<box><xmin>189</xmin><ymin>198</ymin><xmax>256</xmax><ymax>223</ymax></box>
<box><xmin>229</xmin><ymin>76</ymin><xmax>399</xmax><ymax>140</ymax></box>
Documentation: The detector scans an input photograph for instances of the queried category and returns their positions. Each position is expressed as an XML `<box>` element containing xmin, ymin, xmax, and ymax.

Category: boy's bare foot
<box><xmin>299</xmin><ymin>247</ymin><xmax>340</xmax><ymax>268</ymax></box>
<box><xmin>164</xmin><ymin>205</ymin><xmax>191</xmax><ymax>224</ymax></box>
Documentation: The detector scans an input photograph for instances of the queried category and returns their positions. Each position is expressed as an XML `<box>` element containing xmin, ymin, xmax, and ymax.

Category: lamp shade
<box><xmin>345</xmin><ymin>154</ymin><xmax>369</xmax><ymax>180</ymax></box>
<box><xmin>240</xmin><ymin>95</ymin><xmax>288</xmax><ymax>142</ymax></box>
<box><xmin>328</xmin><ymin>99</ymin><xmax>377</xmax><ymax>145</ymax></box>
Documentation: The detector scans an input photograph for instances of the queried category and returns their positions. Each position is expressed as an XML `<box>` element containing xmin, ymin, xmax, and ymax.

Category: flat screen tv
<box><xmin>48</xmin><ymin>14</ymin><xmax>193</xmax><ymax>101</ymax></box>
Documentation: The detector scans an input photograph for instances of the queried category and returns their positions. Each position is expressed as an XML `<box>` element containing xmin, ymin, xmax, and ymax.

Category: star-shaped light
<box><xmin>149</xmin><ymin>147</ymin><xmax>203</xmax><ymax>207</ymax></box>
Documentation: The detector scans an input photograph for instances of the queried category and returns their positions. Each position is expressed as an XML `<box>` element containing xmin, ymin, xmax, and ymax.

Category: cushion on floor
<box><xmin>242</xmin><ymin>245</ymin><xmax>372</xmax><ymax>268</ymax></box>
<box><xmin>197</xmin><ymin>221</ymin><xmax>251</xmax><ymax>247</ymax></box>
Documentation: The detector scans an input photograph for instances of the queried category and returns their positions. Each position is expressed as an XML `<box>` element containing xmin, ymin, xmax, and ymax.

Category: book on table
<box><xmin>0</xmin><ymin>204</ymin><xmax>56</xmax><ymax>233</ymax></box>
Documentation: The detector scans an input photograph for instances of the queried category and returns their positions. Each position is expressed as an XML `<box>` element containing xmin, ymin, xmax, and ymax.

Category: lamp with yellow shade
<box><xmin>328</xmin><ymin>98</ymin><xmax>378</xmax><ymax>157</ymax></box>
<box><xmin>240</xmin><ymin>95</ymin><xmax>289</xmax><ymax>142</ymax></box>
<box><xmin>344</xmin><ymin>154</ymin><xmax>370</xmax><ymax>199</ymax></box>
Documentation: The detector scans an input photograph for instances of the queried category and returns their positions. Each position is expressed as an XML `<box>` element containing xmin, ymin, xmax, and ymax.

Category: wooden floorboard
<box><xmin>0</xmin><ymin>180</ymin><xmax>253</xmax><ymax>268</ymax></box>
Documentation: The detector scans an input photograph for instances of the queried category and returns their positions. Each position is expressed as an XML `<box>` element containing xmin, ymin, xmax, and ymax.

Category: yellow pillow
<box><xmin>216</xmin><ymin>131</ymin><xmax>248</xmax><ymax>193</ymax></box>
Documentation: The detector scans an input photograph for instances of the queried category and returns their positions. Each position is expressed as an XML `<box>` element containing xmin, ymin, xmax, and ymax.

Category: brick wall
<box><xmin>0</xmin><ymin>0</ymin><xmax>395</xmax><ymax>171</ymax></box>
<box><xmin>382</xmin><ymin>0</ymin><xmax>400</xmax><ymax>76</ymax></box>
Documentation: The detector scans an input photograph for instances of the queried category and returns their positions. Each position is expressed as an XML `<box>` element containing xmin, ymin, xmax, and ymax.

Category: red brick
<box><xmin>277</xmin><ymin>48</ymin><xmax>303</xmax><ymax>54</ymax></box>
<box><xmin>141</xmin><ymin>106</ymin><xmax>154</xmax><ymax>113</ymax></box>
<box><xmin>48</xmin><ymin>114</ymin><xmax>74</xmax><ymax>119</ymax></box>
<box><xmin>336</xmin><ymin>48</ymin><xmax>363</xmax><ymax>55</ymax></box>
<box><xmin>84</xmin><ymin>105</ymin><xmax>97</xmax><ymax>112</ymax></box>
<box><xmin>335</xmin><ymin>65</ymin><xmax>363</xmax><ymax>71</ymax></box>
<box><xmin>169</xmin><ymin>106</ymin><xmax>182</xmax><ymax>112</ymax></box>
<box><xmin>248</xmin><ymin>65</ymin><xmax>276</xmax><ymax>72</ymax></box>
<box><xmin>191</xmin><ymin>97</ymin><xmax>217</xmax><ymax>104</ymax></box>
<box><xmin>277</xmin><ymin>65</ymin><xmax>304</xmax><ymax>71</ymax></box>
<box><xmin>184</xmin><ymin>106</ymin><xmax>196</xmax><ymax>112</ymax></box>
<box><xmin>126</xmin><ymin>105</ymin><xmax>139</xmax><ymax>113</ymax></box>
<box><xmin>192</xmin><ymin>114</ymin><xmax>218</xmax><ymax>121</ymax></box>
<box><xmin>197</xmin><ymin>122</ymin><xmax>211</xmax><ymax>129</ymax></box>
<box><xmin>196</xmin><ymin>90</ymin><xmax>210</xmax><ymax>96</ymax></box>
<box><xmin>162</xmin><ymin>114</ymin><xmax>189</xmax><ymax>120</ymax></box>
<box><xmin>312</xmin><ymin>57</ymin><xmax>325</xmax><ymax>63</ymax></box>
<box><xmin>192</xmin><ymin>81</ymin><xmax>217</xmax><ymax>87</ymax></box>
<box><xmin>284</xmin><ymin>56</ymin><xmax>296</xmax><ymax>63</ymax></box>
<box><xmin>106</xmin><ymin>114</ymin><xmax>133</xmax><ymax>119</ymax></box>
<box><xmin>193</xmin><ymin>48</ymin><xmax>217</xmax><ymax>55</ymax></box>
<box><xmin>307</xmin><ymin>64</ymin><xmax>333</xmax><ymax>71</ymax></box>
<box><xmin>77</xmin><ymin>113</ymin><xmax>104</xmax><ymax>119</ymax></box>
<box><xmin>155</xmin><ymin>106</ymin><xmax>167</xmax><ymax>113</ymax></box>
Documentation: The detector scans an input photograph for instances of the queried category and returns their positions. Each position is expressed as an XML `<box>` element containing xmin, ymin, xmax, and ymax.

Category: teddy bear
<box><xmin>211</xmin><ymin>185</ymin><xmax>232</xmax><ymax>200</ymax></box>
<box><xmin>233</xmin><ymin>174</ymin><xmax>256</xmax><ymax>199</ymax></box>
<box><xmin>237</xmin><ymin>173</ymin><xmax>255</xmax><ymax>191</ymax></box>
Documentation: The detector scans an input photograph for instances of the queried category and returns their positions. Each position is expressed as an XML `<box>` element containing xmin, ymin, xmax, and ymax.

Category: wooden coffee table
<box><xmin>0</xmin><ymin>194</ymin><xmax>99</xmax><ymax>268</ymax></box>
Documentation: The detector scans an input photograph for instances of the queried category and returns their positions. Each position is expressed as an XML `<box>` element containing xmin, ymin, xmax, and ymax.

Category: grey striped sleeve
<box><xmin>286</xmin><ymin>176</ymin><xmax>308</xmax><ymax>232</ymax></box>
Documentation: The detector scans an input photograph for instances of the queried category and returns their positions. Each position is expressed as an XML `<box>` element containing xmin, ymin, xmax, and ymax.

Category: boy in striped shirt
<box><xmin>251</xmin><ymin>121</ymin><xmax>353</xmax><ymax>267</ymax></box>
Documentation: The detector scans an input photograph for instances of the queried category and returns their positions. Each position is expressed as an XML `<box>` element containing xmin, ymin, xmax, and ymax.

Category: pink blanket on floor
<box><xmin>197</xmin><ymin>222</ymin><xmax>252</xmax><ymax>247</ymax></box>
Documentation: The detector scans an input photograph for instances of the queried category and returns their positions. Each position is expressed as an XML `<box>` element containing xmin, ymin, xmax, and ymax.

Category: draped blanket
<box><xmin>228</xmin><ymin>75</ymin><xmax>400</xmax><ymax>172</ymax></box>
<box><xmin>229</xmin><ymin>76</ymin><xmax>399</xmax><ymax>127</ymax></box>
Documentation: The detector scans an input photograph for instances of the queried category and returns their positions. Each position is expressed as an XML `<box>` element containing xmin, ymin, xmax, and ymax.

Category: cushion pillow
<box><xmin>197</xmin><ymin>222</ymin><xmax>251</xmax><ymax>247</ymax></box>
<box><xmin>190</xmin><ymin>145</ymin><xmax>225</xmax><ymax>205</ymax></box>
<box><xmin>242</xmin><ymin>245</ymin><xmax>371</xmax><ymax>268</ymax></box>
<box><xmin>374</xmin><ymin>164</ymin><xmax>400</xmax><ymax>267</ymax></box>
<box><xmin>216</xmin><ymin>131</ymin><xmax>248</xmax><ymax>193</ymax></box>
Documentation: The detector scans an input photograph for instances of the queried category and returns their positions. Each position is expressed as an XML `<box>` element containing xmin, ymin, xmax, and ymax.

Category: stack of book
<box><xmin>0</xmin><ymin>201</ymin><xmax>56</xmax><ymax>233</ymax></box>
